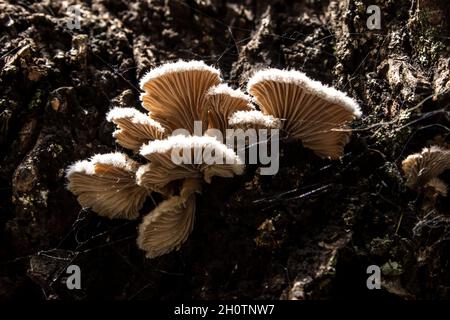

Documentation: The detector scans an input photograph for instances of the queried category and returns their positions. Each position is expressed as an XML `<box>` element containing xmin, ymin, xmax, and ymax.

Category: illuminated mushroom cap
<box><xmin>137</xmin><ymin>178</ymin><xmax>201</xmax><ymax>258</ymax></box>
<box><xmin>106</xmin><ymin>107</ymin><xmax>166</xmax><ymax>152</ymax></box>
<box><xmin>205</xmin><ymin>84</ymin><xmax>253</xmax><ymax>133</ymax></box>
<box><xmin>247</xmin><ymin>69</ymin><xmax>361</xmax><ymax>159</ymax></box>
<box><xmin>402</xmin><ymin>146</ymin><xmax>450</xmax><ymax>191</ymax></box>
<box><xmin>138</xmin><ymin>134</ymin><xmax>244</xmax><ymax>187</ymax></box>
<box><xmin>66</xmin><ymin>153</ymin><xmax>149</xmax><ymax>219</ymax></box>
<box><xmin>140</xmin><ymin>60</ymin><xmax>221</xmax><ymax>134</ymax></box>
<box><xmin>137</xmin><ymin>194</ymin><xmax>196</xmax><ymax>258</ymax></box>
<box><xmin>228</xmin><ymin>109</ymin><xmax>281</xmax><ymax>131</ymax></box>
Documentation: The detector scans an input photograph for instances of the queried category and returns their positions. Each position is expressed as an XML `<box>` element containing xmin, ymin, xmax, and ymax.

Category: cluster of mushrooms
<box><xmin>66</xmin><ymin>60</ymin><xmax>363</xmax><ymax>258</ymax></box>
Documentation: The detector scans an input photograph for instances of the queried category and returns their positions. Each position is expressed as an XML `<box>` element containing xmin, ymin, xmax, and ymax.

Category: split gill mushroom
<box><xmin>66</xmin><ymin>61</ymin><xmax>364</xmax><ymax>259</ymax></box>
<box><xmin>246</xmin><ymin>69</ymin><xmax>362</xmax><ymax>159</ymax></box>
<box><xmin>136</xmin><ymin>135</ymin><xmax>244</xmax><ymax>258</ymax></box>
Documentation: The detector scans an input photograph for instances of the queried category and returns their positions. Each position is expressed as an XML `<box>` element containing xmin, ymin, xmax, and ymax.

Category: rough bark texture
<box><xmin>0</xmin><ymin>0</ymin><xmax>449</xmax><ymax>300</ymax></box>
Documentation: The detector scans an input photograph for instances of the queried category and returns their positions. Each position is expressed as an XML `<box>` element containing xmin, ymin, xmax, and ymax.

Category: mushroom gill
<box><xmin>137</xmin><ymin>177</ymin><xmax>203</xmax><ymax>258</ymax></box>
<box><xmin>66</xmin><ymin>153</ymin><xmax>149</xmax><ymax>219</ymax></box>
<box><xmin>205</xmin><ymin>83</ymin><xmax>253</xmax><ymax>133</ymax></box>
<box><xmin>138</xmin><ymin>134</ymin><xmax>244</xmax><ymax>187</ymax></box>
<box><xmin>425</xmin><ymin>178</ymin><xmax>448</xmax><ymax>198</ymax></box>
<box><xmin>137</xmin><ymin>194</ymin><xmax>197</xmax><ymax>259</ymax></box>
<box><xmin>402</xmin><ymin>146</ymin><xmax>450</xmax><ymax>192</ymax></box>
<box><xmin>106</xmin><ymin>107</ymin><xmax>166</xmax><ymax>152</ymax></box>
<box><xmin>247</xmin><ymin>69</ymin><xmax>361</xmax><ymax>159</ymax></box>
<box><xmin>140</xmin><ymin>60</ymin><xmax>221</xmax><ymax>134</ymax></box>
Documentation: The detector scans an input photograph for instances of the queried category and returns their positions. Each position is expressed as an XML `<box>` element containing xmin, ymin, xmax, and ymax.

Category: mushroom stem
<box><xmin>180</xmin><ymin>178</ymin><xmax>203</xmax><ymax>200</ymax></box>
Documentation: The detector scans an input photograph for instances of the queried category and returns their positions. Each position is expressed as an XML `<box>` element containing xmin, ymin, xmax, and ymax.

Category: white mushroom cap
<box><xmin>247</xmin><ymin>68</ymin><xmax>361</xmax><ymax>159</ymax></box>
<box><xmin>106</xmin><ymin>107</ymin><xmax>166</xmax><ymax>152</ymax></box>
<box><xmin>139</xmin><ymin>60</ymin><xmax>221</xmax><ymax>87</ymax></box>
<box><xmin>206</xmin><ymin>84</ymin><xmax>253</xmax><ymax>133</ymax></box>
<box><xmin>207</xmin><ymin>83</ymin><xmax>252</xmax><ymax>102</ymax></box>
<box><xmin>66</xmin><ymin>153</ymin><xmax>149</xmax><ymax>219</ymax></box>
<box><xmin>247</xmin><ymin>69</ymin><xmax>361</xmax><ymax>117</ymax></box>
<box><xmin>139</xmin><ymin>135</ymin><xmax>244</xmax><ymax>184</ymax></box>
<box><xmin>228</xmin><ymin>109</ymin><xmax>281</xmax><ymax>130</ymax></box>
<box><xmin>140</xmin><ymin>60</ymin><xmax>222</xmax><ymax>134</ymax></box>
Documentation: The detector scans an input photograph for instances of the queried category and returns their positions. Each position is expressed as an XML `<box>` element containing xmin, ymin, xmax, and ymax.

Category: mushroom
<box><xmin>140</xmin><ymin>60</ymin><xmax>221</xmax><ymax>134</ymax></box>
<box><xmin>137</xmin><ymin>195</ymin><xmax>196</xmax><ymax>258</ymax></box>
<box><xmin>205</xmin><ymin>83</ymin><xmax>253</xmax><ymax>133</ymax></box>
<box><xmin>106</xmin><ymin>107</ymin><xmax>166</xmax><ymax>152</ymax></box>
<box><xmin>228</xmin><ymin>109</ymin><xmax>281</xmax><ymax>131</ymax></box>
<box><xmin>66</xmin><ymin>153</ymin><xmax>149</xmax><ymax>219</ymax></box>
<box><xmin>402</xmin><ymin>146</ymin><xmax>450</xmax><ymax>195</ymax></box>
<box><xmin>424</xmin><ymin>178</ymin><xmax>448</xmax><ymax>198</ymax></box>
<box><xmin>137</xmin><ymin>179</ymin><xmax>201</xmax><ymax>258</ymax></box>
<box><xmin>247</xmin><ymin>69</ymin><xmax>362</xmax><ymax>159</ymax></box>
<box><xmin>137</xmin><ymin>134</ymin><xmax>244</xmax><ymax>188</ymax></box>
<box><xmin>135</xmin><ymin>135</ymin><xmax>244</xmax><ymax>258</ymax></box>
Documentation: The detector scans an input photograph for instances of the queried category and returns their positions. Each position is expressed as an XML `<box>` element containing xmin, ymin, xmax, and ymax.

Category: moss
<box><xmin>3</xmin><ymin>64</ymin><xmax>18</xmax><ymax>75</ymax></box>
<box><xmin>47</xmin><ymin>143</ymin><xmax>64</xmax><ymax>158</ymax></box>
<box><xmin>27</xmin><ymin>90</ymin><xmax>43</xmax><ymax>111</ymax></box>
<box><xmin>54</xmin><ymin>144</ymin><xmax>63</xmax><ymax>154</ymax></box>
<box><xmin>382</xmin><ymin>162</ymin><xmax>403</xmax><ymax>183</ymax></box>
<box><xmin>369</xmin><ymin>237</ymin><xmax>394</xmax><ymax>256</ymax></box>
<box><xmin>410</xmin><ymin>7</ymin><xmax>447</xmax><ymax>65</ymax></box>
<box><xmin>254</xmin><ymin>213</ymin><xmax>286</xmax><ymax>250</ymax></box>
<box><xmin>51</xmin><ymin>143</ymin><xmax>64</xmax><ymax>154</ymax></box>
<box><xmin>381</xmin><ymin>260</ymin><xmax>404</xmax><ymax>276</ymax></box>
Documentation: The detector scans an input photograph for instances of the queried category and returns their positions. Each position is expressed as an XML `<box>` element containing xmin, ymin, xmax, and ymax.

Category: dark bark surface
<box><xmin>0</xmin><ymin>0</ymin><xmax>449</xmax><ymax>300</ymax></box>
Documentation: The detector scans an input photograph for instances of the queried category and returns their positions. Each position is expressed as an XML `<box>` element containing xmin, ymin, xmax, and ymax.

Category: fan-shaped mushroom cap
<box><xmin>139</xmin><ymin>135</ymin><xmax>244</xmax><ymax>184</ymax></box>
<box><xmin>66</xmin><ymin>153</ymin><xmax>149</xmax><ymax>219</ymax></box>
<box><xmin>136</xmin><ymin>162</ymin><xmax>200</xmax><ymax>194</ymax></box>
<box><xmin>137</xmin><ymin>195</ymin><xmax>196</xmax><ymax>258</ymax></box>
<box><xmin>402</xmin><ymin>146</ymin><xmax>450</xmax><ymax>190</ymax></box>
<box><xmin>424</xmin><ymin>177</ymin><xmax>448</xmax><ymax>198</ymax></box>
<box><xmin>228</xmin><ymin>109</ymin><xmax>281</xmax><ymax>130</ymax></box>
<box><xmin>247</xmin><ymin>69</ymin><xmax>361</xmax><ymax>159</ymax></box>
<box><xmin>140</xmin><ymin>60</ymin><xmax>221</xmax><ymax>134</ymax></box>
<box><xmin>206</xmin><ymin>84</ymin><xmax>253</xmax><ymax>133</ymax></box>
<box><xmin>106</xmin><ymin>107</ymin><xmax>166</xmax><ymax>152</ymax></box>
